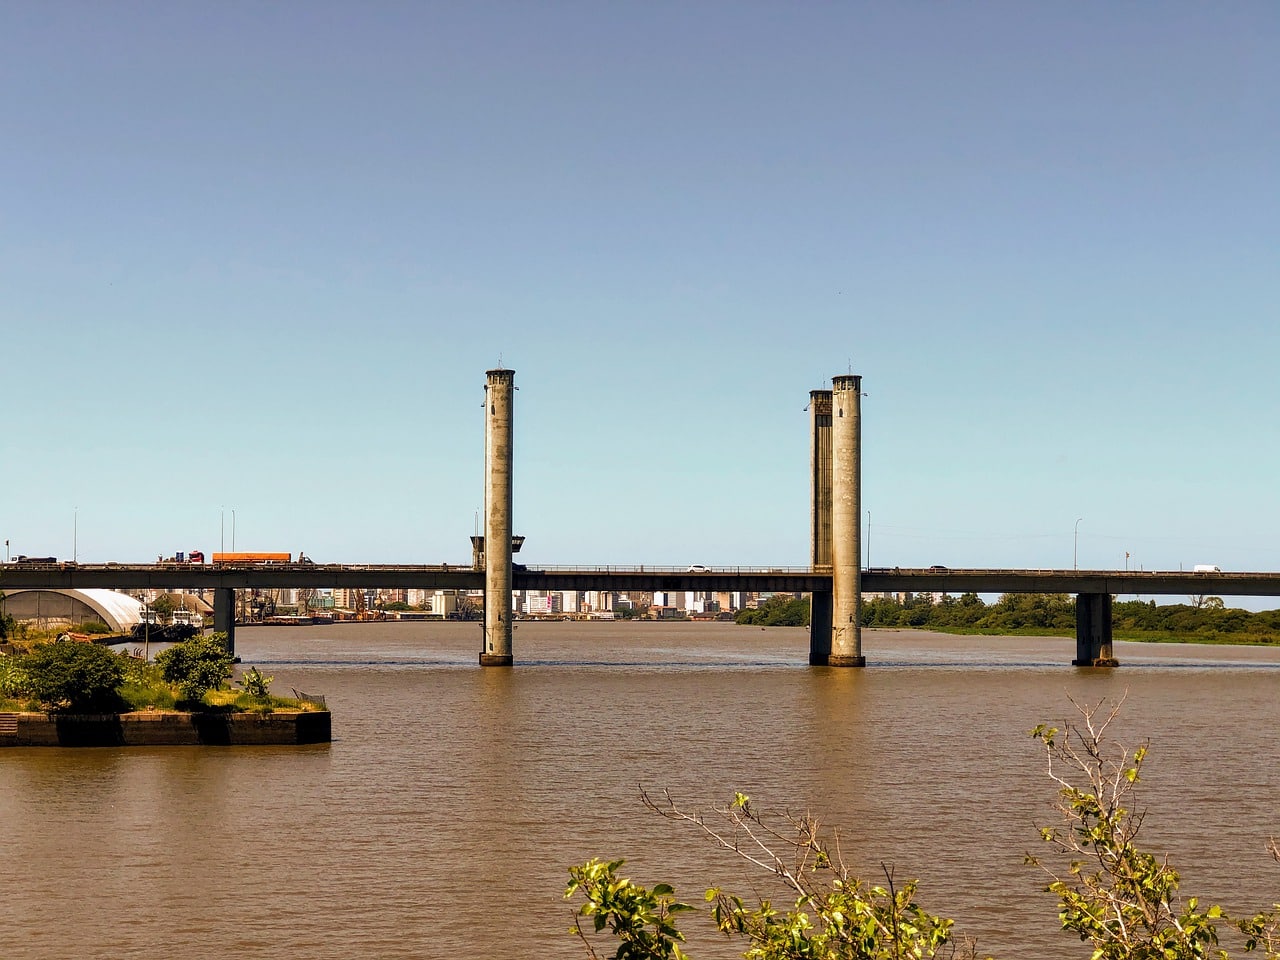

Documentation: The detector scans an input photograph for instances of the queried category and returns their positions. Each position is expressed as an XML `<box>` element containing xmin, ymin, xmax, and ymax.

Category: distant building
<box><xmin>1</xmin><ymin>589</ymin><xmax>144</xmax><ymax>632</ymax></box>
<box><xmin>525</xmin><ymin>591</ymin><xmax>563</xmax><ymax>616</ymax></box>
<box><xmin>429</xmin><ymin>591</ymin><xmax>458</xmax><ymax>617</ymax></box>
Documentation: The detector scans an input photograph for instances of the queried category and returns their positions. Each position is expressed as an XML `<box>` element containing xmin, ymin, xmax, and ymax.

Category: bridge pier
<box><xmin>1073</xmin><ymin>592</ymin><xmax>1117</xmax><ymax>666</ymax></box>
<box><xmin>829</xmin><ymin>374</ymin><xmax>865</xmax><ymax>667</ymax></box>
<box><xmin>480</xmin><ymin>368</ymin><xmax>516</xmax><ymax>667</ymax></box>
<box><xmin>213</xmin><ymin>587</ymin><xmax>236</xmax><ymax>658</ymax></box>
<box><xmin>808</xmin><ymin>389</ymin><xmax>834</xmax><ymax>664</ymax></box>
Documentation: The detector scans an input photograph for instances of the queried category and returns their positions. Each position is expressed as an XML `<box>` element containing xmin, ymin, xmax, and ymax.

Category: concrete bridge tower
<box><xmin>829</xmin><ymin>374</ymin><xmax>865</xmax><ymax>666</ymax></box>
<box><xmin>808</xmin><ymin>389</ymin><xmax>833</xmax><ymax>664</ymax></box>
<box><xmin>480</xmin><ymin>368</ymin><xmax>516</xmax><ymax>666</ymax></box>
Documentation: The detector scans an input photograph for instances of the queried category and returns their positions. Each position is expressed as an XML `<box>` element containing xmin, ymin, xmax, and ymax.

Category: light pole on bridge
<box><xmin>1074</xmin><ymin>517</ymin><xmax>1083</xmax><ymax>570</ymax></box>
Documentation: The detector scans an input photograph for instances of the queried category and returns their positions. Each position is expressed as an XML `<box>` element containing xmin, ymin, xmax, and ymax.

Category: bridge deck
<box><xmin>3</xmin><ymin>563</ymin><xmax>1279</xmax><ymax>596</ymax></box>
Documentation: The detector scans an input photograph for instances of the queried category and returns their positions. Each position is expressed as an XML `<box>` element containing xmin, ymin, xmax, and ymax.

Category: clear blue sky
<box><xmin>3</xmin><ymin>3</ymin><xmax>1276</xmax><ymax>601</ymax></box>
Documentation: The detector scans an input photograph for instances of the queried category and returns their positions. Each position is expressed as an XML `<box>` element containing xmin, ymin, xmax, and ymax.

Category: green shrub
<box><xmin>71</xmin><ymin>621</ymin><xmax>114</xmax><ymax>635</ymax></box>
<box><xmin>155</xmin><ymin>632</ymin><xmax>233</xmax><ymax>705</ymax></box>
<box><xmin>19</xmin><ymin>641</ymin><xmax>127</xmax><ymax>712</ymax></box>
<box><xmin>119</xmin><ymin>655</ymin><xmax>162</xmax><ymax>687</ymax></box>
<box><xmin>237</xmin><ymin>665</ymin><xmax>273</xmax><ymax>701</ymax></box>
<box><xmin>0</xmin><ymin>657</ymin><xmax>29</xmax><ymax>698</ymax></box>
<box><xmin>117</xmin><ymin>683</ymin><xmax>176</xmax><ymax>711</ymax></box>
<box><xmin>735</xmin><ymin>595</ymin><xmax>810</xmax><ymax>626</ymax></box>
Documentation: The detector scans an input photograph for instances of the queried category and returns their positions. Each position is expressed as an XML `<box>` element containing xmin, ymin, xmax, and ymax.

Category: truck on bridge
<box><xmin>211</xmin><ymin>552</ymin><xmax>292</xmax><ymax>565</ymax></box>
<box><xmin>159</xmin><ymin>550</ymin><xmax>205</xmax><ymax>564</ymax></box>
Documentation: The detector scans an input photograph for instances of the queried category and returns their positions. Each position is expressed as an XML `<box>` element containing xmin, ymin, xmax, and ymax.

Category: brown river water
<box><xmin>3</xmin><ymin>622</ymin><xmax>1280</xmax><ymax>960</ymax></box>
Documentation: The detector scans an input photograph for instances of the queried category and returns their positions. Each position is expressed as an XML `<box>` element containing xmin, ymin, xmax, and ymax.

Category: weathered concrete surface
<box><xmin>213</xmin><ymin>586</ymin><xmax>236</xmax><ymax>656</ymax></box>
<box><xmin>481</xmin><ymin>367</ymin><xmax>516</xmax><ymax>666</ymax></box>
<box><xmin>829</xmin><ymin>374</ymin><xmax>865</xmax><ymax>667</ymax></box>
<box><xmin>809</xmin><ymin>389</ymin><xmax>834</xmax><ymax>665</ymax></box>
<box><xmin>0</xmin><ymin>710</ymin><xmax>331</xmax><ymax>747</ymax></box>
<box><xmin>1074</xmin><ymin>592</ymin><xmax>1118</xmax><ymax>666</ymax></box>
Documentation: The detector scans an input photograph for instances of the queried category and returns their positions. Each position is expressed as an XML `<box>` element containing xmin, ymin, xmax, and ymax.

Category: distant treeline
<box><xmin>735</xmin><ymin>594</ymin><xmax>811</xmax><ymax>627</ymax></box>
<box><xmin>736</xmin><ymin>592</ymin><xmax>1280</xmax><ymax>643</ymax></box>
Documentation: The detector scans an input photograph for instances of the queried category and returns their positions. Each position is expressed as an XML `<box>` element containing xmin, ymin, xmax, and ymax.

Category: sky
<box><xmin>2</xmin><ymin>3</ymin><xmax>1277</xmax><ymax>603</ymax></box>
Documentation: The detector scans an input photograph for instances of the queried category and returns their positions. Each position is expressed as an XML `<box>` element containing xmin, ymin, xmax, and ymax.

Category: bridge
<box><xmin>4</xmin><ymin>368</ymin><xmax>1270</xmax><ymax>668</ymax></box>
<box><xmin>6</xmin><ymin>562</ymin><xmax>1279</xmax><ymax>597</ymax></box>
<box><xmin>5</xmin><ymin>561</ymin><xmax>1275</xmax><ymax>667</ymax></box>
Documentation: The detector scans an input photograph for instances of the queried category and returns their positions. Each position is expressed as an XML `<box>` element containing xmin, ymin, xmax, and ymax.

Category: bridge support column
<box><xmin>829</xmin><ymin>374</ymin><xmax>865</xmax><ymax>667</ymax></box>
<box><xmin>213</xmin><ymin>587</ymin><xmax>236</xmax><ymax>658</ymax></box>
<box><xmin>809</xmin><ymin>389</ymin><xmax>834</xmax><ymax>664</ymax></box>
<box><xmin>810</xmin><ymin>592</ymin><xmax>833</xmax><ymax>664</ymax></box>
<box><xmin>1073</xmin><ymin>592</ymin><xmax>1117</xmax><ymax>666</ymax></box>
<box><xmin>480</xmin><ymin>368</ymin><xmax>515</xmax><ymax>667</ymax></box>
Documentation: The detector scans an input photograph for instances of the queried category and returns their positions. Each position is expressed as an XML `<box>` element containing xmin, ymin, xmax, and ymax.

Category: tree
<box><xmin>149</xmin><ymin>594</ymin><xmax>176</xmax><ymax>624</ymax></box>
<box><xmin>568</xmin><ymin>789</ymin><xmax>973</xmax><ymax>960</ymax></box>
<box><xmin>570</xmin><ymin>700</ymin><xmax>1280</xmax><ymax>960</ymax></box>
<box><xmin>0</xmin><ymin>589</ymin><xmax>18</xmax><ymax>640</ymax></box>
<box><xmin>155</xmin><ymin>632</ymin><xmax>234</xmax><ymax>704</ymax></box>
<box><xmin>1028</xmin><ymin>698</ymin><xmax>1245</xmax><ymax>959</ymax></box>
<box><xmin>19</xmin><ymin>640</ymin><xmax>126</xmax><ymax>712</ymax></box>
<box><xmin>736</xmin><ymin>595</ymin><xmax>810</xmax><ymax>627</ymax></box>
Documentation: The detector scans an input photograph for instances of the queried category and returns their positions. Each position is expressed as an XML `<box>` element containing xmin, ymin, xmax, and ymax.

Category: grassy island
<box><xmin>0</xmin><ymin>632</ymin><xmax>329</xmax><ymax>746</ymax></box>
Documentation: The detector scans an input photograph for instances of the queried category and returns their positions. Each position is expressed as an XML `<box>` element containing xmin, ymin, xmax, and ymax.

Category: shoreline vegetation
<box><xmin>736</xmin><ymin>592</ymin><xmax>1280</xmax><ymax>646</ymax></box>
<box><xmin>0</xmin><ymin>630</ymin><xmax>323</xmax><ymax>717</ymax></box>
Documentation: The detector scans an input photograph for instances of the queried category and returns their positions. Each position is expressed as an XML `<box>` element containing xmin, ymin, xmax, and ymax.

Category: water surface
<box><xmin>3</xmin><ymin>622</ymin><xmax>1278</xmax><ymax>959</ymax></box>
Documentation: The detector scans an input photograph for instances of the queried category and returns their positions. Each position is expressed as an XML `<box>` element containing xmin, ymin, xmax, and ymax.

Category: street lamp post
<box><xmin>1074</xmin><ymin>517</ymin><xmax>1083</xmax><ymax>570</ymax></box>
<box><xmin>73</xmin><ymin>507</ymin><xmax>78</xmax><ymax>564</ymax></box>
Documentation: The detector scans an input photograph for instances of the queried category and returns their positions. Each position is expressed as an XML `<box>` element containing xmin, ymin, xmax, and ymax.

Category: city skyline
<box><xmin>3</xmin><ymin>4</ymin><xmax>1276</xmax><ymax>600</ymax></box>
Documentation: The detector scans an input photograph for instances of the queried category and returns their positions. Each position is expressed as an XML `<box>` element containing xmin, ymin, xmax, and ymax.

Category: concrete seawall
<box><xmin>0</xmin><ymin>710</ymin><xmax>331</xmax><ymax>747</ymax></box>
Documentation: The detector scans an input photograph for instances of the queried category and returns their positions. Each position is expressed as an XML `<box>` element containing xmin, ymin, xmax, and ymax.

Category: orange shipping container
<box><xmin>211</xmin><ymin>552</ymin><xmax>292</xmax><ymax>564</ymax></box>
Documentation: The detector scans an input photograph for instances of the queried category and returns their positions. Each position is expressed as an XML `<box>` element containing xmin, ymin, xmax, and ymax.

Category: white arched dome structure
<box><xmin>0</xmin><ymin>589</ymin><xmax>145</xmax><ymax>632</ymax></box>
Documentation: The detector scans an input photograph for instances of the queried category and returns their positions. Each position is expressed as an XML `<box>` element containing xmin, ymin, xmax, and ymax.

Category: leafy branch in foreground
<box><xmin>567</xmin><ymin>789</ymin><xmax>977</xmax><ymax>960</ymax></box>
<box><xmin>570</xmin><ymin>697</ymin><xmax>1280</xmax><ymax>960</ymax></box>
<box><xmin>1027</xmin><ymin>695</ymin><xmax>1280</xmax><ymax>959</ymax></box>
<box><xmin>566</xmin><ymin>857</ymin><xmax>693</xmax><ymax>959</ymax></box>
<box><xmin>1239</xmin><ymin>838</ymin><xmax>1280</xmax><ymax>958</ymax></box>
